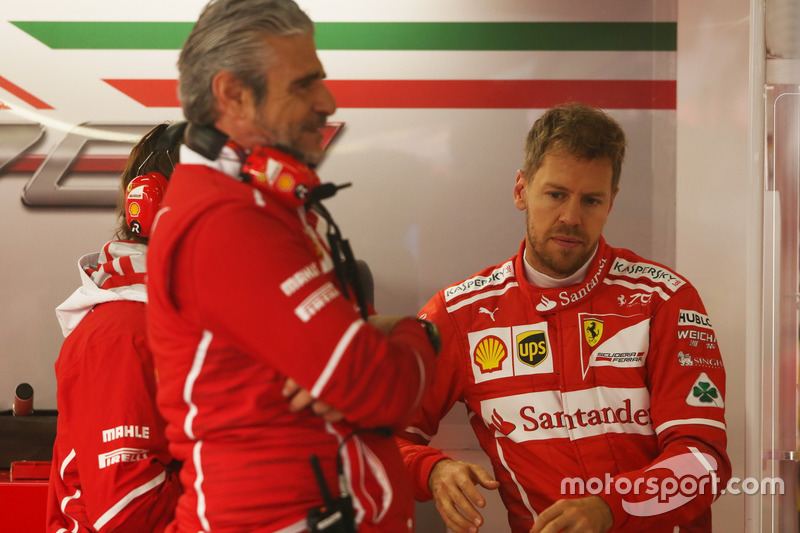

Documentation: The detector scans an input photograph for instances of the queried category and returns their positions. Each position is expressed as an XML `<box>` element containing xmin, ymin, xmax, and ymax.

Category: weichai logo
<box><xmin>516</xmin><ymin>330</ymin><xmax>547</xmax><ymax>367</ymax></box>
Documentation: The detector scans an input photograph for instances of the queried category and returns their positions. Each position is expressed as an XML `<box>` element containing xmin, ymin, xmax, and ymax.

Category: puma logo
<box><xmin>479</xmin><ymin>307</ymin><xmax>498</xmax><ymax>321</ymax></box>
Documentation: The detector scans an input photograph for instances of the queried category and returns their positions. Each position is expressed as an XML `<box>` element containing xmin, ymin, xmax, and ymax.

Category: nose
<box><xmin>316</xmin><ymin>81</ymin><xmax>337</xmax><ymax>116</ymax></box>
<box><xmin>558</xmin><ymin>197</ymin><xmax>582</xmax><ymax>226</ymax></box>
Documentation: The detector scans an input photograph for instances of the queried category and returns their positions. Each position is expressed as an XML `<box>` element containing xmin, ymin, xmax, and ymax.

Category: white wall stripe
<box><xmin>93</xmin><ymin>472</ymin><xmax>166</xmax><ymax>530</ymax></box>
<box><xmin>320</xmin><ymin>51</ymin><xmax>676</xmax><ymax>81</ymax></box>
<box><xmin>311</xmin><ymin>319</ymin><xmax>363</xmax><ymax>397</ymax></box>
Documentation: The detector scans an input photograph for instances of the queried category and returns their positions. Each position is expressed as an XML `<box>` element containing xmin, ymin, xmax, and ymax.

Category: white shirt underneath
<box><xmin>523</xmin><ymin>246</ymin><xmax>597</xmax><ymax>288</ymax></box>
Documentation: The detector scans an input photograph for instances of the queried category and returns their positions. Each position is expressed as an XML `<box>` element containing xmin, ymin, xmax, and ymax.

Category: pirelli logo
<box><xmin>295</xmin><ymin>281</ymin><xmax>339</xmax><ymax>322</ymax></box>
<box><xmin>98</xmin><ymin>448</ymin><xmax>150</xmax><ymax>469</ymax></box>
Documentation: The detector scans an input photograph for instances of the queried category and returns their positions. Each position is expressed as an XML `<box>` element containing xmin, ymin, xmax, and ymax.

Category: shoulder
<box><xmin>435</xmin><ymin>256</ymin><xmax>519</xmax><ymax>312</ymax></box>
<box><xmin>604</xmin><ymin>246</ymin><xmax>692</xmax><ymax>301</ymax></box>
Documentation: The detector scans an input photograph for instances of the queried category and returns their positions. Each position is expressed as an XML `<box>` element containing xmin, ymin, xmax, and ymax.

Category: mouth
<box><xmin>550</xmin><ymin>234</ymin><xmax>584</xmax><ymax>249</ymax></box>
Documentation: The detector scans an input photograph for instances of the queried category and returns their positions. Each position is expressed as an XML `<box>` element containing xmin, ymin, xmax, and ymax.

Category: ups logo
<box><xmin>517</xmin><ymin>331</ymin><xmax>548</xmax><ymax>367</ymax></box>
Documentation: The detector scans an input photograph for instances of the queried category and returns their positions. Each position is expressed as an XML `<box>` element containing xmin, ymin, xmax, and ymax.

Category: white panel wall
<box><xmin>676</xmin><ymin>1</ymin><xmax>754</xmax><ymax>530</ymax></box>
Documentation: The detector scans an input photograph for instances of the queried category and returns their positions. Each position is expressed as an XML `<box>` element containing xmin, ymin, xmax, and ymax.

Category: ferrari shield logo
<box><xmin>583</xmin><ymin>318</ymin><xmax>604</xmax><ymax>347</ymax></box>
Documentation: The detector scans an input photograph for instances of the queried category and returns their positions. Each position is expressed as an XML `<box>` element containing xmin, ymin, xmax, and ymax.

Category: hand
<box><xmin>529</xmin><ymin>496</ymin><xmax>613</xmax><ymax>533</ymax></box>
<box><xmin>282</xmin><ymin>378</ymin><xmax>344</xmax><ymax>422</ymax></box>
<box><xmin>428</xmin><ymin>459</ymin><xmax>500</xmax><ymax>533</ymax></box>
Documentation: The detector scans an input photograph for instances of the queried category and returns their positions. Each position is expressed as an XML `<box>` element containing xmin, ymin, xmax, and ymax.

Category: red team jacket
<box><xmin>48</xmin><ymin>242</ymin><xmax>181</xmax><ymax>532</ymax></box>
<box><xmin>397</xmin><ymin>238</ymin><xmax>730</xmax><ymax>532</ymax></box>
<box><xmin>146</xmin><ymin>150</ymin><xmax>437</xmax><ymax>533</ymax></box>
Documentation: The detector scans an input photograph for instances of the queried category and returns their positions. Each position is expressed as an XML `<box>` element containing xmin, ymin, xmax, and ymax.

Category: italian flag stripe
<box><xmin>10</xmin><ymin>21</ymin><xmax>675</xmax><ymax>51</ymax></box>
<box><xmin>103</xmin><ymin>78</ymin><xmax>675</xmax><ymax>110</ymax></box>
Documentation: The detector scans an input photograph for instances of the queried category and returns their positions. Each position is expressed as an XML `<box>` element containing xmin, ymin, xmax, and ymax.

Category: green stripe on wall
<box><xmin>10</xmin><ymin>21</ymin><xmax>676</xmax><ymax>51</ymax></box>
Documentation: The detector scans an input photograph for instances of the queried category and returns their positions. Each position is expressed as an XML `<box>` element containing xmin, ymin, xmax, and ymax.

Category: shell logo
<box><xmin>473</xmin><ymin>335</ymin><xmax>507</xmax><ymax>373</ymax></box>
<box><xmin>277</xmin><ymin>173</ymin><xmax>295</xmax><ymax>192</ymax></box>
<box><xmin>128</xmin><ymin>202</ymin><xmax>140</xmax><ymax>217</ymax></box>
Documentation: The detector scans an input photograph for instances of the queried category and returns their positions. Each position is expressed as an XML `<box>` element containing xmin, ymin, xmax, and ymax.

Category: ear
<box><xmin>513</xmin><ymin>170</ymin><xmax>527</xmax><ymax>211</ymax></box>
<box><xmin>211</xmin><ymin>71</ymin><xmax>255</xmax><ymax>119</ymax></box>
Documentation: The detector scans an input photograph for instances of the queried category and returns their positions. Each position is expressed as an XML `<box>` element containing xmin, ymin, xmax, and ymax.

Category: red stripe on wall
<box><xmin>0</xmin><ymin>76</ymin><xmax>54</xmax><ymax>110</ymax></box>
<box><xmin>104</xmin><ymin>79</ymin><xmax>675</xmax><ymax>110</ymax></box>
<box><xmin>5</xmin><ymin>155</ymin><xmax>127</xmax><ymax>173</ymax></box>
<box><xmin>327</xmin><ymin>80</ymin><xmax>676</xmax><ymax>109</ymax></box>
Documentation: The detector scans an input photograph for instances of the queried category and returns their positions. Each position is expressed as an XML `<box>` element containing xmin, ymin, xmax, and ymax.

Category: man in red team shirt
<box><xmin>396</xmin><ymin>103</ymin><xmax>730</xmax><ymax>533</ymax></box>
<box><xmin>145</xmin><ymin>1</ymin><xmax>438</xmax><ymax>532</ymax></box>
<box><xmin>47</xmin><ymin>123</ymin><xmax>182</xmax><ymax>533</ymax></box>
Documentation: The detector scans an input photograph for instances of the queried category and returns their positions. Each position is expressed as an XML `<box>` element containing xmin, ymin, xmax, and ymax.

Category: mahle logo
<box><xmin>516</xmin><ymin>330</ymin><xmax>547</xmax><ymax>367</ymax></box>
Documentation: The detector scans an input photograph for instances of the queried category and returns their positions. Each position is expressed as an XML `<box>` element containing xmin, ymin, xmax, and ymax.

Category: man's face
<box><xmin>250</xmin><ymin>34</ymin><xmax>336</xmax><ymax>165</ymax></box>
<box><xmin>513</xmin><ymin>149</ymin><xmax>616</xmax><ymax>279</ymax></box>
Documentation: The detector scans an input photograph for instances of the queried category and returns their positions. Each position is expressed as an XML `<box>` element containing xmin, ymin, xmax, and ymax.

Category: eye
<box><xmin>547</xmin><ymin>191</ymin><xmax>562</xmax><ymax>199</ymax></box>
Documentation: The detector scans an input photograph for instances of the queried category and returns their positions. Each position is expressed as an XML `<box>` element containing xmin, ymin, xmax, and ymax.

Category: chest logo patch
<box><xmin>583</xmin><ymin>318</ymin><xmax>604</xmax><ymax>347</ymax></box>
<box><xmin>474</xmin><ymin>335</ymin><xmax>508</xmax><ymax>373</ymax></box>
<box><xmin>579</xmin><ymin>313</ymin><xmax>650</xmax><ymax>379</ymax></box>
<box><xmin>468</xmin><ymin>323</ymin><xmax>553</xmax><ymax>383</ymax></box>
<box><xmin>516</xmin><ymin>330</ymin><xmax>548</xmax><ymax>367</ymax></box>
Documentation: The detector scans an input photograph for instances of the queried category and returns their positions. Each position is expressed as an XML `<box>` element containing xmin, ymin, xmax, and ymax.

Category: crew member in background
<box><xmin>145</xmin><ymin>1</ymin><xmax>438</xmax><ymax>531</ymax></box>
<box><xmin>397</xmin><ymin>102</ymin><xmax>730</xmax><ymax>533</ymax></box>
<box><xmin>47</xmin><ymin>122</ymin><xmax>183</xmax><ymax>532</ymax></box>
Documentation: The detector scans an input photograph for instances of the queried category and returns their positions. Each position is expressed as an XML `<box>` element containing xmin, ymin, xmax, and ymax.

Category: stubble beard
<box><xmin>527</xmin><ymin>223</ymin><xmax>591</xmax><ymax>279</ymax></box>
<box><xmin>260</xmin><ymin>115</ymin><xmax>327</xmax><ymax>166</ymax></box>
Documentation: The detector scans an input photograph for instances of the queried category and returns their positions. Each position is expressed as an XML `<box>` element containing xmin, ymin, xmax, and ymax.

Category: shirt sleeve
<box><xmin>176</xmin><ymin>203</ymin><xmax>438</xmax><ymax>430</ymax></box>
<box><xmin>50</xmin><ymin>313</ymin><xmax>181</xmax><ymax>533</ymax></box>
<box><xmin>395</xmin><ymin>291</ymin><xmax>466</xmax><ymax>501</ymax></box>
<box><xmin>597</xmin><ymin>285</ymin><xmax>731</xmax><ymax>530</ymax></box>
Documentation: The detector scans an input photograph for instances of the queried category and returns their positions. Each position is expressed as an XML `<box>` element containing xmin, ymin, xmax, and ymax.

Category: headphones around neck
<box><xmin>125</xmin><ymin>121</ymin><xmax>186</xmax><ymax>238</ymax></box>
<box><xmin>183</xmin><ymin>123</ymin><xmax>367</xmax><ymax>318</ymax></box>
<box><xmin>184</xmin><ymin>122</ymin><xmax>321</xmax><ymax>209</ymax></box>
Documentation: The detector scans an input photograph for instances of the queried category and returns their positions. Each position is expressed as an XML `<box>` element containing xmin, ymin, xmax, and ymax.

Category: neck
<box><xmin>523</xmin><ymin>247</ymin><xmax>597</xmax><ymax>288</ymax></box>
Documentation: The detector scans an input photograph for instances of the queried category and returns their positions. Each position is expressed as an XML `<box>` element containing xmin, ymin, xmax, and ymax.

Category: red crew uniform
<box><xmin>397</xmin><ymin>238</ymin><xmax>730</xmax><ymax>532</ymax></box>
<box><xmin>146</xmin><ymin>146</ymin><xmax>437</xmax><ymax>532</ymax></box>
<box><xmin>47</xmin><ymin>241</ymin><xmax>181</xmax><ymax>533</ymax></box>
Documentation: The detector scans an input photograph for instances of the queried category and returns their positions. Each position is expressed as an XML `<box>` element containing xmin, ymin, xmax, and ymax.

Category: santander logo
<box><xmin>536</xmin><ymin>295</ymin><xmax>557</xmax><ymax>312</ymax></box>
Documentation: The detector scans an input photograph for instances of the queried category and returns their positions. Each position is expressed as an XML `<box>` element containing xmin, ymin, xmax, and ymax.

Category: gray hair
<box><xmin>178</xmin><ymin>0</ymin><xmax>314</xmax><ymax>126</ymax></box>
